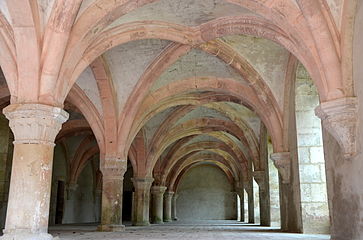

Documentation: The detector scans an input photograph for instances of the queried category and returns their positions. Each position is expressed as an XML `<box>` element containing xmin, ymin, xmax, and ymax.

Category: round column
<box><xmin>151</xmin><ymin>186</ymin><xmax>166</xmax><ymax>224</ymax></box>
<box><xmin>2</xmin><ymin>104</ymin><xmax>68</xmax><ymax>240</ymax></box>
<box><xmin>163</xmin><ymin>191</ymin><xmax>174</xmax><ymax>222</ymax></box>
<box><xmin>132</xmin><ymin>178</ymin><xmax>154</xmax><ymax>226</ymax></box>
<box><xmin>236</xmin><ymin>189</ymin><xmax>245</xmax><ymax>222</ymax></box>
<box><xmin>98</xmin><ymin>158</ymin><xmax>127</xmax><ymax>232</ymax></box>
<box><xmin>171</xmin><ymin>193</ymin><xmax>178</xmax><ymax>221</ymax></box>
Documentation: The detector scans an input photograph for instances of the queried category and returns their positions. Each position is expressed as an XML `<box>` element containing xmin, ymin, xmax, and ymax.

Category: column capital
<box><xmin>164</xmin><ymin>191</ymin><xmax>174</xmax><ymax>198</ymax></box>
<box><xmin>315</xmin><ymin>97</ymin><xmax>357</xmax><ymax>158</ymax></box>
<box><xmin>244</xmin><ymin>183</ymin><xmax>253</xmax><ymax>194</ymax></box>
<box><xmin>270</xmin><ymin>152</ymin><xmax>291</xmax><ymax>184</ymax></box>
<box><xmin>3</xmin><ymin>103</ymin><xmax>68</xmax><ymax>145</ymax></box>
<box><xmin>151</xmin><ymin>186</ymin><xmax>167</xmax><ymax>195</ymax></box>
<box><xmin>101</xmin><ymin>157</ymin><xmax>127</xmax><ymax>179</ymax></box>
<box><xmin>132</xmin><ymin>177</ymin><xmax>154</xmax><ymax>190</ymax></box>
<box><xmin>253</xmin><ymin>171</ymin><xmax>266</xmax><ymax>191</ymax></box>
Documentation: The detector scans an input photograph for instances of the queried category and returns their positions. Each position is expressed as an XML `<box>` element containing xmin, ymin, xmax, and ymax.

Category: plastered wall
<box><xmin>49</xmin><ymin>141</ymin><xmax>101</xmax><ymax>225</ymax></box>
<box><xmin>176</xmin><ymin>164</ymin><xmax>236</xmax><ymax>220</ymax></box>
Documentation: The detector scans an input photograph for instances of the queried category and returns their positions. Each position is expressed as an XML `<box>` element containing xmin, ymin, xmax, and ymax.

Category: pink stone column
<box><xmin>151</xmin><ymin>186</ymin><xmax>167</xmax><ymax>224</ymax></box>
<box><xmin>1</xmin><ymin>104</ymin><xmax>68</xmax><ymax>240</ymax></box>
<box><xmin>98</xmin><ymin>158</ymin><xmax>127</xmax><ymax>232</ymax></box>
<box><xmin>163</xmin><ymin>191</ymin><xmax>173</xmax><ymax>222</ymax></box>
<box><xmin>132</xmin><ymin>178</ymin><xmax>154</xmax><ymax>226</ymax></box>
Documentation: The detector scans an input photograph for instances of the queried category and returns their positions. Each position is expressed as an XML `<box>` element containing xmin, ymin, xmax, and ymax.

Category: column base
<box><xmin>173</xmin><ymin>217</ymin><xmax>178</xmax><ymax>221</ymax></box>
<box><xmin>164</xmin><ymin>219</ymin><xmax>172</xmax><ymax>222</ymax></box>
<box><xmin>0</xmin><ymin>232</ymin><xmax>55</xmax><ymax>240</ymax></box>
<box><xmin>152</xmin><ymin>220</ymin><xmax>164</xmax><ymax>224</ymax></box>
<box><xmin>97</xmin><ymin>224</ymin><xmax>125</xmax><ymax>232</ymax></box>
<box><xmin>132</xmin><ymin>221</ymin><xmax>150</xmax><ymax>226</ymax></box>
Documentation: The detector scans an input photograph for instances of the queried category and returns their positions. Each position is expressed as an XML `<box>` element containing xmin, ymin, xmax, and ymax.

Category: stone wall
<box><xmin>295</xmin><ymin>64</ymin><xmax>329</xmax><ymax>233</ymax></box>
<box><xmin>176</xmin><ymin>164</ymin><xmax>236</xmax><ymax>220</ymax></box>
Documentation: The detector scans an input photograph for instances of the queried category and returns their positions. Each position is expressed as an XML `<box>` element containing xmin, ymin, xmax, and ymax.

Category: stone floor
<box><xmin>49</xmin><ymin>220</ymin><xmax>330</xmax><ymax>240</ymax></box>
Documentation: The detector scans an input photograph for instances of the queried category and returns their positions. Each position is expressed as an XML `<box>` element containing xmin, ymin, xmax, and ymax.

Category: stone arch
<box><xmin>121</xmin><ymin>77</ymin><xmax>283</xmax><ymax>159</ymax></box>
<box><xmin>0</xmin><ymin>13</ymin><xmax>16</xmax><ymax>98</ymax></box>
<box><xmin>66</xmin><ymin>85</ymin><xmax>105</xmax><ymax>155</ymax></box>
<box><xmin>160</xmin><ymin>141</ymin><xmax>244</xmax><ymax>185</ymax></box>
<box><xmin>171</xmin><ymin>159</ymin><xmax>236</xmax><ymax>192</ymax></box>
<box><xmin>144</xmin><ymin>117</ymin><xmax>258</xmax><ymax>177</ymax></box>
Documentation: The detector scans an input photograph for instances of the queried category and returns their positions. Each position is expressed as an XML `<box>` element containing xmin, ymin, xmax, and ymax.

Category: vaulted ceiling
<box><xmin>0</xmin><ymin>0</ymin><xmax>352</xmax><ymax>187</ymax></box>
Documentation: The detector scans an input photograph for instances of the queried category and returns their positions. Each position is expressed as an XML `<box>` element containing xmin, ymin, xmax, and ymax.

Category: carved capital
<box><xmin>151</xmin><ymin>186</ymin><xmax>167</xmax><ymax>195</ymax></box>
<box><xmin>270</xmin><ymin>152</ymin><xmax>291</xmax><ymax>184</ymax></box>
<box><xmin>3</xmin><ymin>104</ymin><xmax>69</xmax><ymax>145</ymax></box>
<box><xmin>315</xmin><ymin>97</ymin><xmax>357</xmax><ymax>158</ymax></box>
<box><xmin>101</xmin><ymin>157</ymin><xmax>127</xmax><ymax>179</ymax></box>
<box><xmin>132</xmin><ymin>177</ymin><xmax>154</xmax><ymax>191</ymax></box>
<box><xmin>164</xmin><ymin>191</ymin><xmax>174</xmax><ymax>200</ymax></box>
<box><xmin>253</xmin><ymin>171</ymin><xmax>266</xmax><ymax>191</ymax></box>
<box><xmin>234</xmin><ymin>181</ymin><xmax>244</xmax><ymax>194</ymax></box>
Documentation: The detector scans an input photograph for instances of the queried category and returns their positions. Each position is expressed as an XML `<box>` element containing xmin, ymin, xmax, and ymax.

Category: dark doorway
<box><xmin>55</xmin><ymin>181</ymin><xmax>65</xmax><ymax>224</ymax></box>
<box><xmin>123</xmin><ymin>191</ymin><xmax>133</xmax><ymax>221</ymax></box>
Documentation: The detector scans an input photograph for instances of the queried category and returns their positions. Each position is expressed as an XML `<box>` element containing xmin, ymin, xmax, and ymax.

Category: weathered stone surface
<box><xmin>270</xmin><ymin>152</ymin><xmax>291</xmax><ymax>184</ymax></box>
<box><xmin>315</xmin><ymin>97</ymin><xmax>358</xmax><ymax>158</ymax></box>
<box><xmin>132</xmin><ymin>178</ymin><xmax>154</xmax><ymax>226</ymax></box>
<box><xmin>1</xmin><ymin>104</ymin><xmax>68</xmax><ymax>240</ymax></box>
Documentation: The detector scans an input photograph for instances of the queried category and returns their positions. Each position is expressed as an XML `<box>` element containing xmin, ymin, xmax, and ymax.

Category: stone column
<box><xmin>171</xmin><ymin>193</ymin><xmax>178</xmax><ymax>221</ymax></box>
<box><xmin>237</xmin><ymin>191</ymin><xmax>245</xmax><ymax>222</ymax></box>
<box><xmin>151</xmin><ymin>186</ymin><xmax>167</xmax><ymax>224</ymax></box>
<box><xmin>316</xmin><ymin>97</ymin><xmax>361</xmax><ymax>240</ymax></box>
<box><xmin>271</xmin><ymin>152</ymin><xmax>302</xmax><ymax>233</ymax></box>
<box><xmin>163</xmin><ymin>191</ymin><xmax>173</xmax><ymax>222</ymax></box>
<box><xmin>1</xmin><ymin>103</ymin><xmax>68</xmax><ymax>240</ymax></box>
<box><xmin>245</xmin><ymin>182</ymin><xmax>254</xmax><ymax>224</ymax></box>
<box><xmin>98</xmin><ymin>158</ymin><xmax>127</xmax><ymax>232</ymax></box>
<box><xmin>256</xmin><ymin>123</ymin><xmax>271</xmax><ymax>226</ymax></box>
<box><xmin>132</xmin><ymin>178</ymin><xmax>153</xmax><ymax>226</ymax></box>
<box><xmin>254</xmin><ymin>171</ymin><xmax>270</xmax><ymax>226</ymax></box>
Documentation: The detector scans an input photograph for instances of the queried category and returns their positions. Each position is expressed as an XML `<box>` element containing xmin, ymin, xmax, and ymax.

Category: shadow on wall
<box><xmin>176</xmin><ymin>164</ymin><xmax>236</xmax><ymax>220</ymax></box>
